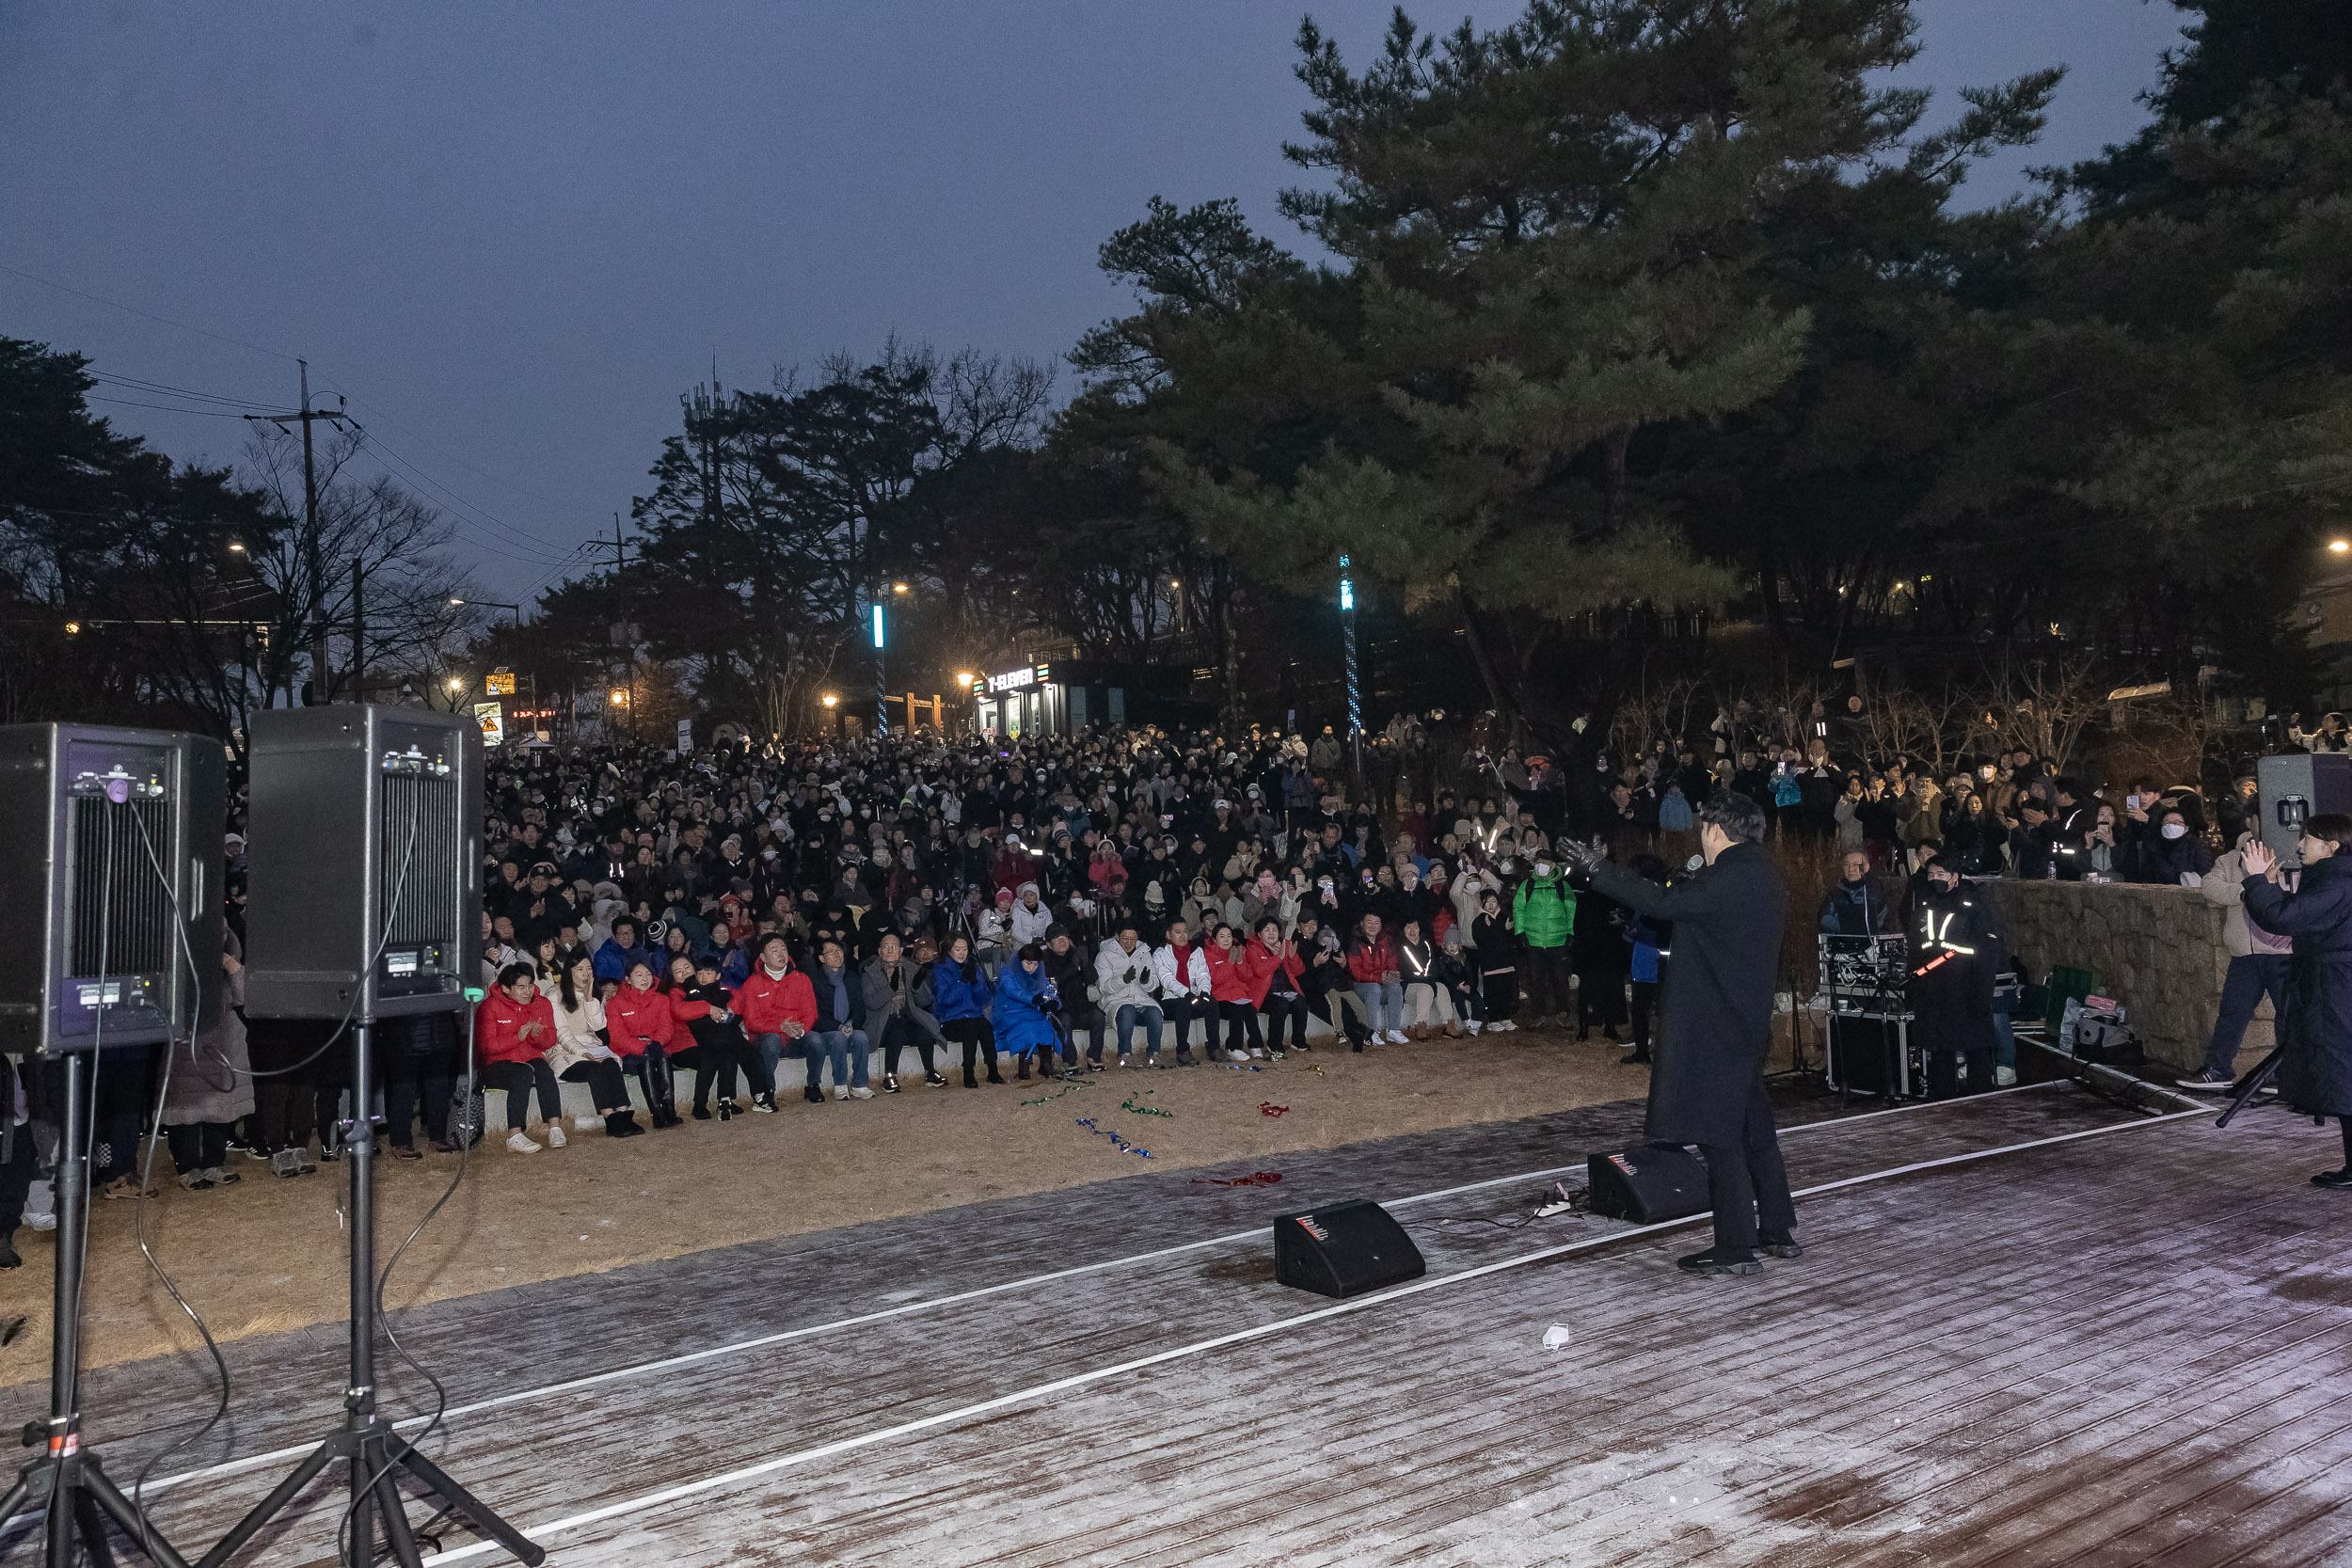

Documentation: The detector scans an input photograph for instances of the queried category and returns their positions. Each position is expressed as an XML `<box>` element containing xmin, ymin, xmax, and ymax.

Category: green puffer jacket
<box><xmin>1513</xmin><ymin>872</ymin><xmax>1576</xmax><ymax>948</ymax></box>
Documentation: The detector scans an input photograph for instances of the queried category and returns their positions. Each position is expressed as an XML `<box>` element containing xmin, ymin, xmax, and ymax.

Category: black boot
<box><xmin>803</xmin><ymin>1084</ymin><xmax>824</xmax><ymax>1104</ymax></box>
<box><xmin>1017</xmin><ymin>1055</ymin><xmax>1032</xmax><ymax>1081</ymax></box>
<box><xmin>1677</xmin><ymin>1245</ymin><xmax>1764</xmax><ymax>1276</ymax></box>
<box><xmin>963</xmin><ymin>1068</ymin><xmax>978</xmax><ymax>1088</ymax></box>
<box><xmin>691</xmin><ymin>1101</ymin><xmax>713</xmax><ymax>1121</ymax></box>
<box><xmin>604</xmin><ymin>1111</ymin><xmax>645</xmax><ymax>1138</ymax></box>
<box><xmin>883</xmin><ymin>1073</ymin><xmax>901</xmax><ymax>1094</ymax></box>
<box><xmin>1621</xmin><ymin>1050</ymin><xmax>1652</xmax><ymax>1066</ymax></box>
<box><xmin>985</xmin><ymin>1049</ymin><xmax>1006</xmax><ymax>1085</ymax></box>
<box><xmin>0</xmin><ymin>1231</ymin><xmax>18</xmax><ymax>1270</ymax></box>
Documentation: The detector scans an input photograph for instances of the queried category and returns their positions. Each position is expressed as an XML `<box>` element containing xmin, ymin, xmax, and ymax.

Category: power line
<box><xmin>342</xmin><ymin>432</ymin><xmax>590</xmax><ymax>567</ymax></box>
<box><xmin>0</xmin><ymin>261</ymin><xmax>300</xmax><ymax>364</ymax></box>
<box><xmin>89</xmin><ymin>372</ymin><xmax>278</xmax><ymax>410</ymax></box>
<box><xmin>1</xmin><ymin>267</ymin><xmax>620</xmax><ymax>582</ymax></box>
<box><xmin>310</xmin><ymin>376</ymin><xmax>601</xmax><ymax>516</ymax></box>
<box><xmin>87</xmin><ymin>396</ymin><xmax>257</xmax><ymax>420</ymax></box>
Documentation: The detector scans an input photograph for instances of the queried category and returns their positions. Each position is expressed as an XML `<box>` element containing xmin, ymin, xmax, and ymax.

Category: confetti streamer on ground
<box><xmin>1074</xmin><ymin>1117</ymin><xmax>1152</xmax><ymax>1159</ymax></box>
<box><xmin>1217</xmin><ymin>1062</ymin><xmax>1264</xmax><ymax>1073</ymax></box>
<box><xmin>1120</xmin><ymin>1093</ymin><xmax>1173</xmax><ymax>1118</ymax></box>
<box><xmin>1019</xmin><ymin>1080</ymin><xmax>1093</xmax><ymax>1107</ymax></box>
<box><xmin>1191</xmin><ymin>1171</ymin><xmax>1284</xmax><ymax>1187</ymax></box>
<box><xmin>1259</xmin><ymin>1102</ymin><xmax>1290</xmax><ymax>1117</ymax></box>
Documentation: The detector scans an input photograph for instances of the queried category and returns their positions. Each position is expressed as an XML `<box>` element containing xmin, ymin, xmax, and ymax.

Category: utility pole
<box><xmin>350</xmin><ymin>558</ymin><xmax>364</xmax><ymax>704</ymax></box>
<box><xmin>244</xmin><ymin>360</ymin><xmax>348</xmax><ymax>705</ymax></box>
<box><xmin>614</xmin><ymin>512</ymin><xmax>634</xmax><ymax>736</ymax></box>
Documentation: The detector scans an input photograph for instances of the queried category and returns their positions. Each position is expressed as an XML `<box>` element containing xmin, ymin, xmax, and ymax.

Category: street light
<box><xmin>2331</xmin><ymin>540</ymin><xmax>2349</xmax><ymax>554</ymax></box>
<box><xmin>450</xmin><ymin>596</ymin><xmax>523</xmax><ymax>626</ymax></box>
<box><xmin>227</xmin><ymin>540</ymin><xmax>246</xmax><ymax>553</ymax></box>
<box><xmin>446</xmin><ymin>677</ymin><xmax>463</xmax><ymax>693</ymax></box>
<box><xmin>609</xmin><ymin>688</ymin><xmax>628</xmax><ymax>706</ymax></box>
<box><xmin>892</xmin><ymin>582</ymin><xmax>909</xmax><ymax>594</ymax></box>
<box><xmin>956</xmin><ymin>671</ymin><xmax>974</xmax><ymax>688</ymax></box>
<box><xmin>820</xmin><ymin>693</ymin><xmax>838</xmax><ymax>708</ymax></box>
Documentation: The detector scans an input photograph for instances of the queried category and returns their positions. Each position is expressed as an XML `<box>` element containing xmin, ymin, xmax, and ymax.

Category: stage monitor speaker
<box><xmin>2256</xmin><ymin>752</ymin><xmax>2352</xmax><ymax>867</ymax></box>
<box><xmin>245</xmin><ymin>705</ymin><xmax>482</xmax><ymax>1022</ymax></box>
<box><xmin>0</xmin><ymin>723</ymin><xmax>223</xmax><ymax>1054</ymax></box>
<box><xmin>1273</xmin><ymin>1198</ymin><xmax>1425</xmax><ymax>1298</ymax></box>
<box><xmin>1586</xmin><ymin>1145</ymin><xmax>1711</xmax><ymax>1224</ymax></box>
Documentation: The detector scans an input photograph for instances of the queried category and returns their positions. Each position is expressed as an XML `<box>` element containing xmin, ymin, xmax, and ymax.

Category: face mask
<box><xmin>1534</xmin><ymin>863</ymin><xmax>1552</xmax><ymax>878</ymax></box>
<box><xmin>2161</xmin><ymin>823</ymin><xmax>2187</xmax><ymax>840</ymax></box>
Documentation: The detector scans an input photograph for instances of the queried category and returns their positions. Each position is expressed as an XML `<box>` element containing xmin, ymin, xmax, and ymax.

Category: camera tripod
<box><xmin>0</xmin><ymin>1053</ymin><xmax>191</xmax><ymax>1566</ymax></box>
<box><xmin>198</xmin><ymin>1022</ymin><xmax>543</xmax><ymax>1568</ymax></box>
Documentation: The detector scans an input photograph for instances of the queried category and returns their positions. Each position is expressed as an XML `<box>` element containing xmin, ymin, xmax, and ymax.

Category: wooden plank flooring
<box><xmin>8</xmin><ymin>1081</ymin><xmax>2345</xmax><ymax>1567</ymax></box>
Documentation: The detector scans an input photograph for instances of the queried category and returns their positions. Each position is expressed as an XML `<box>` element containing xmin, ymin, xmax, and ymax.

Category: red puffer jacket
<box><xmin>475</xmin><ymin>991</ymin><xmax>556</xmax><ymax>1066</ymax></box>
<box><xmin>1248</xmin><ymin>936</ymin><xmax>1304</xmax><ymax>1001</ymax></box>
<box><xmin>1207</xmin><ymin>942</ymin><xmax>1276</xmax><ymax>1006</ymax></box>
<box><xmin>602</xmin><ymin>985</ymin><xmax>676</xmax><ymax>1057</ymax></box>
<box><xmin>1346</xmin><ymin>936</ymin><xmax>1396</xmax><ymax>985</ymax></box>
<box><xmin>732</xmin><ymin>966</ymin><xmax>817</xmax><ymax>1038</ymax></box>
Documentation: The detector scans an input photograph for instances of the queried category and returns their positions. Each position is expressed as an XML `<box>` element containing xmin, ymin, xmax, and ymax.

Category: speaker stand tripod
<box><xmin>0</xmin><ymin>1053</ymin><xmax>191</xmax><ymax>1567</ymax></box>
<box><xmin>2216</xmin><ymin>1046</ymin><xmax>2284</xmax><ymax>1131</ymax></box>
<box><xmin>198</xmin><ymin>1022</ymin><xmax>543</xmax><ymax>1568</ymax></box>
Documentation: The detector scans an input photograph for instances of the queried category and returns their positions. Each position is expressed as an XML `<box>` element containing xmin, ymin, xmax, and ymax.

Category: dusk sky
<box><xmin>3</xmin><ymin>1</ymin><xmax>2192</xmax><ymax>604</ymax></box>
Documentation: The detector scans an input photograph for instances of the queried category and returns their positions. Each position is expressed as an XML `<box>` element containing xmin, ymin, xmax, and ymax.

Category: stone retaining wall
<box><xmin>1983</xmin><ymin>879</ymin><xmax>2265</xmax><ymax>1073</ymax></box>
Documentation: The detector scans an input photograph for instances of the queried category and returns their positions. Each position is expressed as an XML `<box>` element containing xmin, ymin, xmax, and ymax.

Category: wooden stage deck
<box><xmin>6</xmin><ymin>1078</ymin><xmax>2349</xmax><ymax>1567</ymax></box>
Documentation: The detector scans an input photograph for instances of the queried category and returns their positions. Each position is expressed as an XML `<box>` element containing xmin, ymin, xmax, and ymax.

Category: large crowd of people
<box><xmin>0</xmin><ymin>698</ymin><xmax>2311</xmax><ymax>1266</ymax></box>
<box><xmin>398</xmin><ymin>724</ymin><xmax>1676</xmax><ymax>1156</ymax></box>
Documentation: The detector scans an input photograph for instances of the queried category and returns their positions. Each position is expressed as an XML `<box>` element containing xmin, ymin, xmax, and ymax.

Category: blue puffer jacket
<box><xmin>592</xmin><ymin>940</ymin><xmax>655</xmax><ymax>986</ymax></box>
<box><xmin>930</xmin><ymin>958</ymin><xmax>994</xmax><ymax>1023</ymax></box>
<box><xmin>992</xmin><ymin>959</ymin><xmax>1060</xmax><ymax>1053</ymax></box>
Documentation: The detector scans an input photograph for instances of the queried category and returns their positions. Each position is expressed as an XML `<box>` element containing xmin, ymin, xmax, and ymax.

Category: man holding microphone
<box><xmin>1559</xmin><ymin>792</ymin><xmax>1799</xmax><ymax>1275</ymax></box>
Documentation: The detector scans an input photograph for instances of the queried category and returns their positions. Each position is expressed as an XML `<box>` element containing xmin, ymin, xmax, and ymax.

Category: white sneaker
<box><xmin>25</xmin><ymin>1211</ymin><xmax>56</xmax><ymax>1232</ymax></box>
<box><xmin>1995</xmin><ymin>1066</ymin><xmax>2018</xmax><ymax>1087</ymax></box>
<box><xmin>833</xmin><ymin>1085</ymin><xmax>850</xmax><ymax>1101</ymax></box>
<box><xmin>505</xmin><ymin>1131</ymin><xmax>541</xmax><ymax>1154</ymax></box>
<box><xmin>545</xmin><ymin>1123</ymin><xmax>566</xmax><ymax>1148</ymax></box>
<box><xmin>850</xmin><ymin>1086</ymin><xmax>875</xmax><ymax>1100</ymax></box>
<box><xmin>1250</xmin><ymin>1047</ymin><xmax>1265</xmax><ymax>1058</ymax></box>
<box><xmin>1386</xmin><ymin>1029</ymin><xmax>1408</xmax><ymax>1045</ymax></box>
<box><xmin>1466</xmin><ymin>1021</ymin><xmax>1484</xmax><ymax>1035</ymax></box>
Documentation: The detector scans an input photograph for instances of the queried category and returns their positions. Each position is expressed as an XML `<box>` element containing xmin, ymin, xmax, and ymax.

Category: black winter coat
<box><xmin>2244</xmin><ymin>856</ymin><xmax>2352</xmax><ymax>1116</ymax></box>
<box><xmin>1583</xmin><ymin>841</ymin><xmax>1786</xmax><ymax>1146</ymax></box>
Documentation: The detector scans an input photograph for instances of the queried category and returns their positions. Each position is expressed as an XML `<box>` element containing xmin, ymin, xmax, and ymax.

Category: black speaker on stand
<box><xmin>206</xmin><ymin>705</ymin><xmax>540</xmax><ymax>1568</ymax></box>
<box><xmin>0</xmin><ymin>722</ymin><xmax>223</xmax><ymax>1567</ymax></box>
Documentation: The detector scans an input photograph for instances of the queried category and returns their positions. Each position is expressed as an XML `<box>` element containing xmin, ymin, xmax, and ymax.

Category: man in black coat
<box><xmin>1564</xmin><ymin>791</ymin><xmax>1798</xmax><ymax>1276</ymax></box>
<box><xmin>2242</xmin><ymin>815</ymin><xmax>2352</xmax><ymax>1189</ymax></box>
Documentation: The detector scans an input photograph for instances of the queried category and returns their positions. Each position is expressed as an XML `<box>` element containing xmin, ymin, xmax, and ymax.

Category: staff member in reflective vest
<box><xmin>1907</xmin><ymin>851</ymin><xmax>2003</xmax><ymax>1100</ymax></box>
